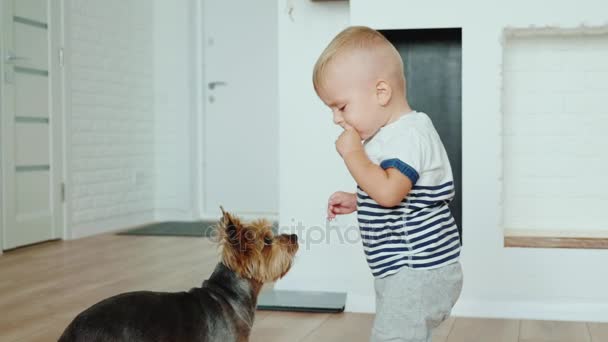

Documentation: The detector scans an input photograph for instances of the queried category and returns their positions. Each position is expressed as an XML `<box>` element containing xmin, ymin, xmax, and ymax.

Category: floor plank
<box><xmin>447</xmin><ymin>317</ymin><xmax>520</xmax><ymax>342</ymax></box>
<box><xmin>520</xmin><ymin>320</ymin><xmax>591</xmax><ymax>342</ymax></box>
<box><xmin>249</xmin><ymin>311</ymin><xmax>330</xmax><ymax>341</ymax></box>
<box><xmin>300</xmin><ymin>312</ymin><xmax>374</xmax><ymax>342</ymax></box>
<box><xmin>588</xmin><ymin>322</ymin><xmax>608</xmax><ymax>342</ymax></box>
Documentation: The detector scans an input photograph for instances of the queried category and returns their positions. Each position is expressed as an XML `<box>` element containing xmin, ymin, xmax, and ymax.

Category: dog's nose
<box><xmin>289</xmin><ymin>234</ymin><xmax>298</xmax><ymax>243</ymax></box>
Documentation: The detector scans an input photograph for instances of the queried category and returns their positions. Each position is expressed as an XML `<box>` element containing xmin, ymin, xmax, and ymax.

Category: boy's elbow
<box><xmin>375</xmin><ymin>193</ymin><xmax>403</xmax><ymax>208</ymax></box>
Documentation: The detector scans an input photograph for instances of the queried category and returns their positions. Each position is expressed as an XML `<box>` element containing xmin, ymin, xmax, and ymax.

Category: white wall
<box><xmin>275</xmin><ymin>0</ymin><xmax>378</xmax><ymax>312</ymax></box>
<box><xmin>277</xmin><ymin>0</ymin><xmax>608</xmax><ymax>322</ymax></box>
<box><xmin>67</xmin><ymin>0</ymin><xmax>156</xmax><ymax>237</ymax></box>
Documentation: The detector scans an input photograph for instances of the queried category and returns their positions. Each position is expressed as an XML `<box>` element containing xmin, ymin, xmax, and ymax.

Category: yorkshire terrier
<box><xmin>59</xmin><ymin>207</ymin><xmax>298</xmax><ymax>342</ymax></box>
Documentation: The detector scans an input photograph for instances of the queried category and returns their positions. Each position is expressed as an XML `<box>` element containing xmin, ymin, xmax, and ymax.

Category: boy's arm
<box><xmin>343</xmin><ymin>149</ymin><xmax>412</xmax><ymax>207</ymax></box>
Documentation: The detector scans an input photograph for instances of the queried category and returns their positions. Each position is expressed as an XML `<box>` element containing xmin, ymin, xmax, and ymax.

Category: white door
<box><xmin>0</xmin><ymin>0</ymin><xmax>64</xmax><ymax>250</ymax></box>
<box><xmin>202</xmin><ymin>0</ymin><xmax>278</xmax><ymax>218</ymax></box>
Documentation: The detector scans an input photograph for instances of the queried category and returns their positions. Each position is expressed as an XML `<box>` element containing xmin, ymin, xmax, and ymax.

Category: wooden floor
<box><xmin>1</xmin><ymin>234</ymin><xmax>607</xmax><ymax>342</ymax></box>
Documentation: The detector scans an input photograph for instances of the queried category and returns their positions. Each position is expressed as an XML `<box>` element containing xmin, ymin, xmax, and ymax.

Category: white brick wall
<box><xmin>502</xmin><ymin>30</ymin><xmax>608</xmax><ymax>234</ymax></box>
<box><xmin>69</xmin><ymin>0</ymin><xmax>156</xmax><ymax>233</ymax></box>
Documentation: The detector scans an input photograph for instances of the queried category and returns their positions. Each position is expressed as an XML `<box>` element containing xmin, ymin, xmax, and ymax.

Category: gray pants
<box><xmin>370</xmin><ymin>262</ymin><xmax>463</xmax><ymax>342</ymax></box>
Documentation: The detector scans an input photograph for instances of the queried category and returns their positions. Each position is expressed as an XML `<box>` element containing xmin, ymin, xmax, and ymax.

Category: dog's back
<box><xmin>59</xmin><ymin>289</ymin><xmax>238</xmax><ymax>342</ymax></box>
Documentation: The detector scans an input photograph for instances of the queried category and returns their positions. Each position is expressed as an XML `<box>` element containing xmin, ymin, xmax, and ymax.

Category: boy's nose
<box><xmin>333</xmin><ymin>111</ymin><xmax>344</xmax><ymax>125</ymax></box>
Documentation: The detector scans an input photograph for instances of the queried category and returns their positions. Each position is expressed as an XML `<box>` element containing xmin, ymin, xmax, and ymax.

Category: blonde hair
<box><xmin>312</xmin><ymin>26</ymin><xmax>403</xmax><ymax>94</ymax></box>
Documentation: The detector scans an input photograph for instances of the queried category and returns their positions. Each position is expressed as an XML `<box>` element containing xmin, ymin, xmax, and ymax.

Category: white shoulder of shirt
<box><xmin>375</xmin><ymin>112</ymin><xmax>432</xmax><ymax>141</ymax></box>
<box><xmin>369</xmin><ymin>112</ymin><xmax>435</xmax><ymax>157</ymax></box>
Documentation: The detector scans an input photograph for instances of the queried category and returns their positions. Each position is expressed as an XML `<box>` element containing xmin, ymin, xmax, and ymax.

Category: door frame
<box><xmin>0</xmin><ymin>2</ymin><xmax>3</xmax><ymax>253</ymax></box>
<box><xmin>192</xmin><ymin>0</ymin><xmax>204</xmax><ymax>221</ymax></box>
<box><xmin>0</xmin><ymin>0</ymin><xmax>70</xmax><ymax>252</ymax></box>
<box><xmin>60</xmin><ymin>0</ymin><xmax>72</xmax><ymax>240</ymax></box>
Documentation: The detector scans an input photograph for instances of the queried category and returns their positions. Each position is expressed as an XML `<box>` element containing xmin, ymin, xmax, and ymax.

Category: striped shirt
<box><xmin>357</xmin><ymin>111</ymin><xmax>461</xmax><ymax>278</ymax></box>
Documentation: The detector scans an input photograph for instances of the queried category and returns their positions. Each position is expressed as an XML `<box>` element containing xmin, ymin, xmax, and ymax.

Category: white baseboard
<box><xmin>70</xmin><ymin>211</ymin><xmax>156</xmax><ymax>239</ymax></box>
<box><xmin>345</xmin><ymin>294</ymin><xmax>375</xmax><ymax>313</ymax></box>
<box><xmin>342</xmin><ymin>295</ymin><xmax>608</xmax><ymax>323</ymax></box>
<box><xmin>451</xmin><ymin>298</ymin><xmax>608</xmax><ymax>323</ymax></box>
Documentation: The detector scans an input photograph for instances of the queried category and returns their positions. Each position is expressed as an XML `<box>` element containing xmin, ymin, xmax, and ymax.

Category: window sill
<box><xmin>503</xmin><ymin>229</ymin><xmax>608</xmax><ymax>249</ymax></box>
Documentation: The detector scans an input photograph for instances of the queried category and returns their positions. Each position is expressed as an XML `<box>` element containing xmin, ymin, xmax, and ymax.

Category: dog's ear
<box><xmin>219</xmin><ymin>206</ymin><xmax>239</xmax><ymax>246</ymax></box>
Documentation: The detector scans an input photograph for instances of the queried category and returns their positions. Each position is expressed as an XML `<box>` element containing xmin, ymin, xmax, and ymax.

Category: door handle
<box><xmin>5</xmin><ymin>51</ymin><xmax>27</xmax><ymax>63</ymax></box>
<box><xmin>208</xmin><ymin>81</ymin><xmax>227</xmax><ymax>90</ymax></box>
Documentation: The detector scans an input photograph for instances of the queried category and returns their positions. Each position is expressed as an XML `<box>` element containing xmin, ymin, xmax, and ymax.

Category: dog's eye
<box><xmin>264</xmin><ymin>237</ymin><xmax>273</xmax><ymax>246</ymax></box>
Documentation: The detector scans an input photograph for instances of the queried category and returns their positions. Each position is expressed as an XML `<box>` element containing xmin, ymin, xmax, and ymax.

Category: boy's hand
<box><xmin>335</xmin><ymin>125</ymin><xmax>363</xmax><ymax>158</ymax></box>
<box><xmin>327</xmin><ymin>191</ymin><xmax>357</xmax><ymax>220</ymax></box>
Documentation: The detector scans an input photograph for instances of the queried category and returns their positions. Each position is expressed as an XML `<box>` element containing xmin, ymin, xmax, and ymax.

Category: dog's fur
<box><xmin>58</xmin><ymin>208</ymin><xmax>298</xmax><ymax>342</ymax></box>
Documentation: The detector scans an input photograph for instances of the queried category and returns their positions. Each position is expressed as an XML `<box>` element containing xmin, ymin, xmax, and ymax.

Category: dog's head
<box><xmin>217</xmin><ymin>207</ymin><xmax>298</xmax><ymax>283</ymax></box>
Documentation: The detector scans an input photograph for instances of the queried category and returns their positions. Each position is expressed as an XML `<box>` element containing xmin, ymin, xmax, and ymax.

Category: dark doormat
<box><xmin>117</xmin><ymin>220</ymin><xmax>279</xmax><ymax>237</ymax></box>
<box><xmin>117</xmin><ymin>221</ymin><xmax>218</xmax><ymax>237</ymax></box>
<box><xmin>257</xmin><ymin>290</ymin><xmax>347</xmax><ymax>313</ymax></box>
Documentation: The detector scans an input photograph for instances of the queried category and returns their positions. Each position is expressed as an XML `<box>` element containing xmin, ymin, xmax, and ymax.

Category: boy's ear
<box><xmin>375</xmin><ymin>80</ymin><xmax>392</xmax><ymax>106</ymax></box>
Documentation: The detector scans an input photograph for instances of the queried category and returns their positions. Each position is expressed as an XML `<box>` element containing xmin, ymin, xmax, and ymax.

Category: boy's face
<box><xmin>317</xmin><ymin>55</ymin><xmax>388</xmax><ymax>140</ymax></box>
